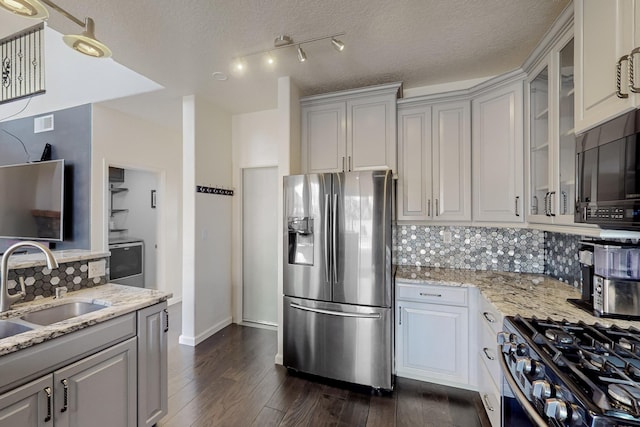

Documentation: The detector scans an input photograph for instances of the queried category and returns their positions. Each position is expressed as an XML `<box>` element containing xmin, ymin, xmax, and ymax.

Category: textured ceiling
<box><xmin>1</xmin><ymin>0</ymin><xmax>571</xmax><ymax>125</ymax></box>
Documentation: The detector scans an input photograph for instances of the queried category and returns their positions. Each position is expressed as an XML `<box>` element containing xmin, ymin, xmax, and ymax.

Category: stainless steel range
<box><xmin>500</xmin><ymin>315</ymin><xmax>640</xmax><ymax>426</ymax></box>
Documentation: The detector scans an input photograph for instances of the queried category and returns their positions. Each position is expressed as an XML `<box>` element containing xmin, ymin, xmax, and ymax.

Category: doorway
<box><xmin>242</xmin><ymin>167</ymin><xmax>278</xmax><ymax>326</ymax></box>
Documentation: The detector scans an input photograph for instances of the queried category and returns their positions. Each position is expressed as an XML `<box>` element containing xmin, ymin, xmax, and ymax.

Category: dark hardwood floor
<box><xmin>158</xmin><ymin>304</ymin><xmax>491</xmax><ymax>427</ymax></box>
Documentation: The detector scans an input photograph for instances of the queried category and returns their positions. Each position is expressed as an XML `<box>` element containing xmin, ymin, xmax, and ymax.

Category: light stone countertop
<box><xmin>395</xmin><ymin>266</ymin><xmax>640</xmax><ymax>329</ymax></box>
<box><xmin>5</xmin><ymin>249</ymin><xmax>110</xmax><ymax>269</ymax></box>
<box><xmin>0</xmin><ymin>284</ymin><xmax>171</xmax><ymax>356</ymax></box>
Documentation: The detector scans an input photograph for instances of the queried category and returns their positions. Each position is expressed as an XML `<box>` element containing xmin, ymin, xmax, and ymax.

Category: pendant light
<box><xmin>0</xmin><ymin>0</ymin><xmax>48</xmax><ymax>19</ymax></box>
<box><xmin>63</xmin><ymin>18</ymin><xmax>112</xmax><ymax>58</ymax></box>
<box><xmin>0</xmin><ymin>0</ymin><xmax>112</xmax><ymax>58</ymax></box>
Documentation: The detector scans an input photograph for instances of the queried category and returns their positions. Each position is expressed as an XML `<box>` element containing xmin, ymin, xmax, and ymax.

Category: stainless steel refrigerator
<box><xmin>283</xmin><ymin>170</ymin><xmax>393</xmax><ymax>390</ymax></box>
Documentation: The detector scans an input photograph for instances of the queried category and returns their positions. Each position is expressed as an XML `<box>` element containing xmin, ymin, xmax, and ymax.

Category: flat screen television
<box><xmin>0</xmin><ymin>159</ymin><xmax>65</xmax><ymax>241</ymax></box>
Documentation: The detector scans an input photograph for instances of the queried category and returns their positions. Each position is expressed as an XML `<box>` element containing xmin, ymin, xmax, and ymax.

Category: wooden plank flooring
<box><xmin>159</xmin><ymin>304</ymin><xmax>491</xmax><ymax>427</ymax></box>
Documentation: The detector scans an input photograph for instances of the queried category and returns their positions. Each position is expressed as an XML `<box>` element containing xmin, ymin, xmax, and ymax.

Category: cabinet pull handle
<box><xmin>618</xmin><ymin>55</ymin><xmax>630</xmax><ymax>98</ymax></box>
<box><xmin>631</xmin><ymin>48</ymin><xmax>640</xmax><ymax>93</ymax></box>
<box><xmin>342</xmin><ymin>157</ymin><xmax>346</xmax><ymax>172</ymax></box>
<box><xmin>483</xmin><ymin>311</ymin><xmax>496</xmax><ymax>323</ymax></box>
<box><xmin>398</xmin><ymin>306</ymin><xmax>402</xmax><ymax>325</ymax></box>
<box><xmin>419</xmin><ymin>292</ymin><xmax>442</xmax><ymax>297</ymax></box>
<box><xmin>515</xmin><ymin>196</ymin><xmax>520</xmax><ymax>217</ymax></box>
<box><xmin>483</xmin><ymin>347</ymin><xmax>496</xmax><ymax>360</ymax></box>
<box><xmin>544</xmin><ymin>192</ymin><xmax>550</xmax><ymax>216</ymax></box>
<box><xmin>549</xmin><ymin>191</ymin><xmax>556</xmax><ymax>217</ymax></box>
<box><xmin>61</xmin><ymin>379</ymin><xmax>69</xmax><ymax>413</ymax></box>
<box><xmin>348</xmin><ymin>156</ymin><xmax>352</xmax><ymax>172</ymax></box>
<box><xmin>164</xmin><ymin>308</ymin><xmax>169</xmax><ymax>333</ymax></box>
<box><xmin>561</xmin><ymin>191</ymin><xmax>568</xmax><ymax>215</ymax></box>
<box><xmin>44</xmin><ymin>386</ymin><xmax>52</xmax><ymax>422</ymax></box>
<box><xmin>482</xmin><ymin>393</ymin><xmax>495</xmax><ymax>412</ymax></box>
<box><xmin>427</xmin><ymin>199</ymin><xmax>431</xmax><ymax>217</ymax></box>
<box><xmin>532</xmin><ymin>195</ymin><xmax>538</xmax><ymax>215</ymax></box>
<box><xmin>435</xmin><ymin>199</ymin><xmax>439</xmax><ymax>216</ymax></box>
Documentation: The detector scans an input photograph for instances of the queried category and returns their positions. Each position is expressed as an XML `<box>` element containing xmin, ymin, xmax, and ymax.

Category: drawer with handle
<box><xmin>396</xmin><ymin>282</ymin><xmax>468</xmax><ymax>306</ymax></box>
<box><xmin>478</xmin><ymin>357</ymin><xmax>501</xmax><ymax>427</ymax></box>
<box><xmin>479</xmin><ymin>294</ymin><xmax>503</xmax><ymax>334</ymax></box>
<box><xmin>479</xmin><ymin>317</ymin><xmax>501</xmax><ymax>384</ymax></box>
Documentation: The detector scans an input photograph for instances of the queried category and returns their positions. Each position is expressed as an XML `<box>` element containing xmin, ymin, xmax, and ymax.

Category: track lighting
<box><xmin>0</xmin><ymin>0</ymin><xmax>112</xmax><ymax>58</ymax></box>
<box><xmin>297</xmin><ymin>46</ymin><xmax>307</xmax><ymax>63</ymax></box>
<box><xmin>331</xmin><ymin>38</ymin><xmax>344</xmax><ymax>52</ymax></box>
<box><xmin>228</xmin><ymin>32</ymin><xmax>345</xmax><ymax>75</ymax></box>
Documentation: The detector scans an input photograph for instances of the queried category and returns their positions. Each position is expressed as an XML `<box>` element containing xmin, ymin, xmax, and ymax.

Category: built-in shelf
<box><xmin>535</xmin><ymin>108</ymin><xmax>549</xmax><ymax>120</ymax></box>
<box><xmin>536</xmin><ymin>184</ymin><xmax>550</xmax><ymax>191</ymax></box>
<box><xmin>110</xmin><ymin>187</ymin><xmax>128</xmax><ymax>194</ymax></box>
<box><xmin>109</xmin><ymin>228</ymin><xmax>127</xmax><ymax>233</ymax></box>
<box><xmin>532</xmin><ymin>142</ymin><xmax>549</xmax><ymax>152</ymax></box>
<box><xmin>110</xmin><ymin>209</ymin><xmax>129</xmax><ymax>215</ymax></box>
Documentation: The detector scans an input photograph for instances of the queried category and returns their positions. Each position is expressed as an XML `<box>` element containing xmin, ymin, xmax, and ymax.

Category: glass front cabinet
<box><xmin>527</xmin><ymin>31</ymin><xmax>575</xmax><ymax>225</ymax></box>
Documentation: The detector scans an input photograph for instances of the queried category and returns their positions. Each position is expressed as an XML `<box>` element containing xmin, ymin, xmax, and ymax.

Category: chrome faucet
<box><xmin>1</xmin><ymin>241</ymin><xmax>59</xmax><ymax>312</ymax></box>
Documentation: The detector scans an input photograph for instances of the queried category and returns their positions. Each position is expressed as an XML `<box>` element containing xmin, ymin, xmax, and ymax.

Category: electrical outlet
<box><xmin>443</xmin><ymin>231</ymin><xmax>452</xmax><ymax>244</ymax></box>
<box><xmin>88</xmin><ymin>260</ymin><xmax>106</xmax><ymax>278</ymax></box>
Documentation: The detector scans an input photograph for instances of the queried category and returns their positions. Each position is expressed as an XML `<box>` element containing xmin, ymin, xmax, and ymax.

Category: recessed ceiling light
<box><xmin>212</xmin><ymin>72</ymin><xmax>228</xmax><ymax>81</ymax></box>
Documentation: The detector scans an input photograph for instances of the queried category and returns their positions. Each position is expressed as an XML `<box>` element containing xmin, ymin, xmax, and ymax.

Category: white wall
<box><xmin>230</xmin><ymin>76</ymin><xmax>300</xmax><ymax>363</ymax></box>
<box><xmin>181</xmin><ymin>95</ymin><xmax>233</xmax><ymax>346</ymax></box>
<box><xmin>90</xmin><ymin>105</ymin><xmax>182</xmax><ymax>300</ymax></box>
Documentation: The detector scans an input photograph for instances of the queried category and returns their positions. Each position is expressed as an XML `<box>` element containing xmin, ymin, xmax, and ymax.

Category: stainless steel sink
<box><xmin>0</xmin><ymin>320</ymin><xmax>32</xmax><ymax>339</ymax></box>
<box><xmin>20</xmin><ymin>302</ymin><xmax>107</xmax><ymax>326</ymax></box>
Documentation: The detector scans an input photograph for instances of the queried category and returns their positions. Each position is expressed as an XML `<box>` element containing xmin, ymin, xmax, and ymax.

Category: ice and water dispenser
<box><xmin>287</xmin><ymin>217</ymin><xmax>314</xmax><ymax>265</ymax></box>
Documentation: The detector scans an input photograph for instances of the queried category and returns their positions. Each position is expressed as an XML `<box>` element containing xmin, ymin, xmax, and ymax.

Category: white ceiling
<box><xmin>1</xmin><ymin>0</ymin><xmax>571</xmax><ymax>128</ymax></box>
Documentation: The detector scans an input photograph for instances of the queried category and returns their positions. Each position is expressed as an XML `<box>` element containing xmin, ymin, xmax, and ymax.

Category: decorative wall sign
<box><xmin>196</xmin><ymin>185</ymin><xmax>234</xmax><ymax>196</ymax></box>
<box><xmin>1</xmin><ymin>23</ymin><xmax>45</xmax><ymax>105</ymax></box>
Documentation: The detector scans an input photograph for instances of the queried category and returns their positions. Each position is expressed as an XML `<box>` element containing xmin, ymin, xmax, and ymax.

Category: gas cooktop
<box><xmin>502</xmin><ymin>316</ymin><xmax>640</xmax><ymax>426</ymax></box>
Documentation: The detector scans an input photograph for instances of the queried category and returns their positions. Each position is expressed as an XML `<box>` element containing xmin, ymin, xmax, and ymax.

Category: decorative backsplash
<box><xmin>7</xmin><ymin>257</ymin><xmax>109</xmax><ymax>301</ymax></box>
<box><xmin>393</xmin><ymin>225</ymin><xmax>593</xmax><ymax>288</ymax></box>
<box><xmin>394</xmin><ymin>225</ymin><xmax>545</xmax><ymax>273</ymax></box>
<box><xmin>544</xmin><ymin>232</ymin><xmax>582</xmax><ymax>287</ymax></box>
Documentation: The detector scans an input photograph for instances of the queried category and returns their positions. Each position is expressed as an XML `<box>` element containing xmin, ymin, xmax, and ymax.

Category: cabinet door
<box><xmin>472</xmin><ymin>81</ymin><xmax>524</xmax><ymax>222</ymax></box>
<box><xmin>137</xmin><ymin>302</ymin><xmax>168</xmax><ymax>427</ymax></box>
<box><xmin>347</xmin><ymin>94</ymin><xmax>396</xmax><ymax>172</ymax></box>
<box><xmin>397</xmin><ymin>105</ymin><xmax>432</xmax><ymax>220</ymax></box>
<box><xmin>0</xmin><ymin>375</ymin><xmax>53</xmax><ymax>427</ymax></box>
<box><xmin>301</xmin><ymin>102</ymin><xmax>346</xmax><ymax>173</ymax></box>
<box><xmin>396</xmin><ymin>301</ymin><xmax>469</xmax><ymax>385</ymax></box>
<box><xmin>54</xmin><ymin>338</ymin><xmax>136</xmax><ymax>427</ymax></box>
<box><xmin>432</xmin><ymin>101</ymin><xmax>471</xmax><ymax>221</ymax></box>
<box><xmin>575</xmin><ymin>0</ymin><xmax>636</xmax><ymax>133</ymax></box>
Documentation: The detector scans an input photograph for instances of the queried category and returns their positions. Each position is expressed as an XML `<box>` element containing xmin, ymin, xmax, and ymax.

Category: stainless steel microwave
<box><xmin>576</xmin><ymin>109</ymin><xmax>640</xmax><ymax>228</ymax></box>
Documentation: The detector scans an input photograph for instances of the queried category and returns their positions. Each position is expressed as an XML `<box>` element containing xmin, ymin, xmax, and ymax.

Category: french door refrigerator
<box><xmin>283</xmin><ymin>170</ymin><xmax>393</xmax><ymax>390</ymax></box>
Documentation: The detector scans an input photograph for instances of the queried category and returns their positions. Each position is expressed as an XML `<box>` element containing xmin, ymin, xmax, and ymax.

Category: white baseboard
<box><xmin>274</xmin><ymin>353</ymin><xmax>283</xmax><ymax>365</ymax></box>
<box><xmin>178</xmin><ymin>316</ymin><xmax>232</xmax><ymax>347</ymax></box>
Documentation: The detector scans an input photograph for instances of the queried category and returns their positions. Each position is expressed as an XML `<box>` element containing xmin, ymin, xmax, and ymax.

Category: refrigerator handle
<box><xmin>332</xmin><ymin>193</ymin><xmax>338</xmax><ymax>284</ymax></box>
<box><xmin>324</xmin><ymin>194</ymin><xmax>330</xmax><ymax>283</ymax></box>
<box><xmin>290</xmin><ymin>303</ymin><xmax>381</xmax><ymax>319</ymax></box>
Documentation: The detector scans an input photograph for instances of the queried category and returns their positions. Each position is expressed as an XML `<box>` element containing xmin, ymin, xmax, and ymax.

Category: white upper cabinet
<box><xmin>397</xmin><ymin>99</ymin><xmax>471</xmax><ymax>221</ymax></box>
<box><xmin>527</xmin><ymin>30</ymin><xmax>576</xmax><ymax>225</ymax></box>
<box><xmin>472</xmin><ymin>79</ymin><xmax>525</xmax><ymax>223</ymax></box>
<box><xmin>575</xmin><ymin>0</ymin><xmax>640</xmax><ymax>134</ymax></box>
<box><xmin>301</xmin><ymin>83</ymin><xmax>401</xmax><ymax>173</ymax></box>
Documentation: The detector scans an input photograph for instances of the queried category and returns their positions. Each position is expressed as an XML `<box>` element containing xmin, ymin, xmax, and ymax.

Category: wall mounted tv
<box><xmin>0</xmin><ymin>159</ymin><xmax>65</xmax><ymax>241</ymax></box>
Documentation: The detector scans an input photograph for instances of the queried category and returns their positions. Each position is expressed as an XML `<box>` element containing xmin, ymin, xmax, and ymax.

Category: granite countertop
<box><xmin>5</xmin><ymin>249</ymin><xmax>110</xmax><ymax>269</ymax></box>
<box><xmin>395</xmin><ymin>265</ymin><xmax>640</xmax><ymax>329</ymax></box>
<box><xmin>0</xmin><ymin>284</ymin><xmax>171</xmax><ymax>356</ymax></box>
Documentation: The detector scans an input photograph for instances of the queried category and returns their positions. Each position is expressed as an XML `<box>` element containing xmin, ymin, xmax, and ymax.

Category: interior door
<box><xmin>242</xmin><ymin>167</ymin><xmax>278</xmax><ymax>325</ymax></box>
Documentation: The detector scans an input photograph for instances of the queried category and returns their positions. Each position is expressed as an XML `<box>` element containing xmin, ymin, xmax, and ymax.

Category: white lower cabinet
<box><xmin>0</xmin><ymin>338</ymin><xmax>136</xmax><ymax>427</ymax></box>
<box><xmin>477</xmin><ymin>294</ymin><xmax>504</xmax><ymax>427</ymax></box>
<box><xmin>396</xmin><ymin>282</ymin><xmax>470</xmax><ymax>387</ymax></box>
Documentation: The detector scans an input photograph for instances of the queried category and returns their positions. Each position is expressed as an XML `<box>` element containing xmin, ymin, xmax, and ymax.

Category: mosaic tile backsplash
<box><xmin>393</xmin><ymin>225</ymin><xmax>630</xmax><ymax>290</ymax></box>
<box><xmin>394</xmin><ymin>225</ymin><xmax>545</xmax><ymax>273</ymax></box>
<box><xmin>544</xmin><ymin>232</ymin><xmax>582</xmax><ymax>287</ymax></box>
<box><xmin>7</xmin><ymin>257</ymin><xmax>109</xmax><ymax>301</ymax></box>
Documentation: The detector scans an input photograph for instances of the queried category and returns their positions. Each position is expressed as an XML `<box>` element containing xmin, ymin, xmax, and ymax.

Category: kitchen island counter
<box><xmin>0</xmin><ymin>283</ymin><xmax>171</xmax><ymax>356</ymax></box>
<box><xmin>395</xmin><ymin>266</ymin><xmax>639</xmax><ymax>328</ymax></box>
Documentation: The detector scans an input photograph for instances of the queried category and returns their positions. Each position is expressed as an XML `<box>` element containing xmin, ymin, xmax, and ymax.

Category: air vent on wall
<box><xmin>34</xmin><ymin>114</ymin><xmax>53</xmax><ymax>133</ymax></box>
